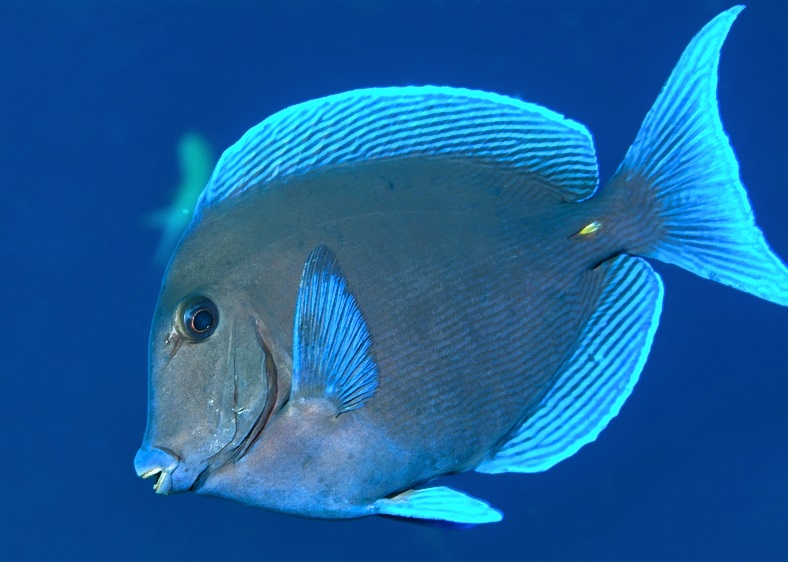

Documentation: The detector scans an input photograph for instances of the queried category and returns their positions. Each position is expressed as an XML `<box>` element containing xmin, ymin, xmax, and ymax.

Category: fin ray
<box><xmin>374</xmin><ymin>487</ymin><xmax>502</xmax><ymax>524</ymax></box>
<box><xmin>197</xmin><ymin>86</ymin><xmax>599</xmax><ymax>212</ymax></box>
<box><xmin>617</xmin><ymin>5</ymin><xmax>788</xmax><ymax>305</ymax></box>
<box><xmin>477</xmin><ymin>255</ymin><xmax>663</xmax><ymax>473</ymax></box>
<box><xmin>292</xmin><ymin>245</ymin><xmax>379</xmax><ymax>413</ymax></box>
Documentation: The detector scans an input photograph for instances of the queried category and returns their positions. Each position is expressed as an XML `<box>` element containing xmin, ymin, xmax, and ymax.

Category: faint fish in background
<box><xmin>135</xmin><ymin>6</ymin><xmax>788</xmax><ymax>525</ymax></box>
<box><xmin>145</xmin><ymin>132</ymin><xmax>215</xmax><ymax>265</ymax></box>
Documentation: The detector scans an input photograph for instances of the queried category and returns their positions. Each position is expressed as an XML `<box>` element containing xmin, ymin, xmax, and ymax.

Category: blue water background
<box><xmin>3</xmin><ymin>1</ymin><xmax>788</xmax><ymax>560</ymax></box>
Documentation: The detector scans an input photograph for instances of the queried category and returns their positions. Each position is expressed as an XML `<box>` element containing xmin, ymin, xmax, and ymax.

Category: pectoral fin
<box><xmin>374</xmin><ymin>487</ymin><xmax>503</xmax><ymax>524</ymax></box>
<box><xmin>291</xmin><ymin>245</ymin><xmax>379</xmax><ymax>413</ymax></box>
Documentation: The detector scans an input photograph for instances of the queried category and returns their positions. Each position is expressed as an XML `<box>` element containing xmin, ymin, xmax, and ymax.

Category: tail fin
<box><xmin>616</xmin><ymin>5</ymin><xmax>788</xmax><ymax>305</ymax></box>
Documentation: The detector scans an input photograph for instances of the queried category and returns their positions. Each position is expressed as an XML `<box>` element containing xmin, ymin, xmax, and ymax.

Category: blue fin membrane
<box><xmin>374</xmin><ymin>487</ymin><xmax>503</xmax><ymax>524</ymax></box>
<box><xmin>197</xmin><ymin>86</ymin><xmax>600</xmax><ymax>212</ymax></box>
<box><xmin>292</xmin><ymin>245</ymin><xmax>379</xmax><ymax>413</ymax></box>
<box><xmin>477</xmin><ymin>255</ymin><xmax>663</xmax><ymax>473</ymax></box>
<box><xmin>617</xmin><ymin>6</ymin><xmax>788</xmax><ymax>305</ymax></box>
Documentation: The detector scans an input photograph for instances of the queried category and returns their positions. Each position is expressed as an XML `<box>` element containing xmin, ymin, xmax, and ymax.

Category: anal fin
<box><xmin>477</xmin><ymin>255</ymin><xmax>664</xmax><ymax>473</ymax></box>
<box><xmin>374</xmin><ymin>487</ymin><xmax>502</xmax><ymax>524</ymax></box>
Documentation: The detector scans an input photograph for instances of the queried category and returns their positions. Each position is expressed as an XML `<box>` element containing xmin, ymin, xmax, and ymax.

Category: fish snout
<box><xmin>134</xmin><ymin>447</ymin><xmax>180</xmax><ymax>495</ymax></box>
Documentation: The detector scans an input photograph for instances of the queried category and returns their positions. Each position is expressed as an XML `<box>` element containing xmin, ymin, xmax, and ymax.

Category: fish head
<box><xmin>135</xmin><ymin>214</ymin><xmax>287</xmax><ymax>495</ymax></box>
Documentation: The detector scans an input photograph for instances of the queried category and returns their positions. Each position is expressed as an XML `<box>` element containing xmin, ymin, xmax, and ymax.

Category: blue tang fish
<box><xmin>135</xmin><ymin>7</ymin><xmax>787</xmax><ymax>524</ymax></box>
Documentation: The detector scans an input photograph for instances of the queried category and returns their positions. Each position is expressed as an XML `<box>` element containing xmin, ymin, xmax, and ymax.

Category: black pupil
<box><xmin>191</xmin><ymin>309</ymin><xmax>213</xmax><ymax>333</ymax></box>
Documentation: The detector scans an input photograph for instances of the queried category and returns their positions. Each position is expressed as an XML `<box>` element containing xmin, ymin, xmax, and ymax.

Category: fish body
<box><xmin>135</xmin><ymin>7</ymin><xmax>788</xmax><ymax>524</ymax></box>
<box><xmin>173</xmin><ymin>159</ymin><xmax>616</xmax><ymax>517</ymax></box>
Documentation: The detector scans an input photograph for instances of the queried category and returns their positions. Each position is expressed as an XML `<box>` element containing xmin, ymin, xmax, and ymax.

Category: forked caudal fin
<box><xmin>615</xmin><ymin>5</ymin><xmax>788</xmax><ymax>305</ymax></box>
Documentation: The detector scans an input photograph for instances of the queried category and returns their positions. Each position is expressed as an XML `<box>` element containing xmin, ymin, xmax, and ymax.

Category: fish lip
<box><xmin>134</xmin><ymin>446</ymin><xmax>180</xmax><ymax>495</ymax></box>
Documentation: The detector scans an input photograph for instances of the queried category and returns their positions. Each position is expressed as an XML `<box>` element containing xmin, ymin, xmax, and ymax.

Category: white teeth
<box><xmin>140</xmin><ymin>468</ymin><xmax>162</xmax><ymax>480</ymax></box>
<box><xmin>140</xmin><ymin>468</ymin><xmax>167</xmax><ymax>492</ymax></box>
<box><xmin>153</xmin><ymin>472</ymin><xmax>165</xmax><ymax>493</ymax></box>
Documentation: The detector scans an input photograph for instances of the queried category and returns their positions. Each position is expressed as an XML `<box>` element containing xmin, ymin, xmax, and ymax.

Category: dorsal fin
<box><xmin>476</xmin><ymin>255</ymin><xmax>663</xmax><ymax>474</ymax></box>
<box><xmin>196</xmin><ymin>86</ymin><xmax>599</xmax><ymax>213</ymax></box>
<box><xmin>291</xmin><ymin>245</ymin><xmax>379</xmax><ymax>414</ymax></box>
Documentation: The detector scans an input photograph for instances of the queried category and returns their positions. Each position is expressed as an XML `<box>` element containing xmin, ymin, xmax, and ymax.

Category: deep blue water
<box><xmin>3</xmin><ymin>1</ymin><xmax>788</xmax><ymax>560</ymax></box>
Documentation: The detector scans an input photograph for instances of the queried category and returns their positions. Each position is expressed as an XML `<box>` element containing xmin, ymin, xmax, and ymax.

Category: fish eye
<box><xmin>176</xmin><ymin>296</ymin><xmax>219</xmax><ymax>341</ymax></box>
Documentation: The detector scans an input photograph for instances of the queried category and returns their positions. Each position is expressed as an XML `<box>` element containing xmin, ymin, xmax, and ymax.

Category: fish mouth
<box><xmin>134</xmin><ymin>447</ymin><xmax>180</xmax><ymax>495</ymax></box>
<box><xmin>139</xmin><ymin>467</ymin><xmax>173</xmax><ymax>494</ymax></box>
